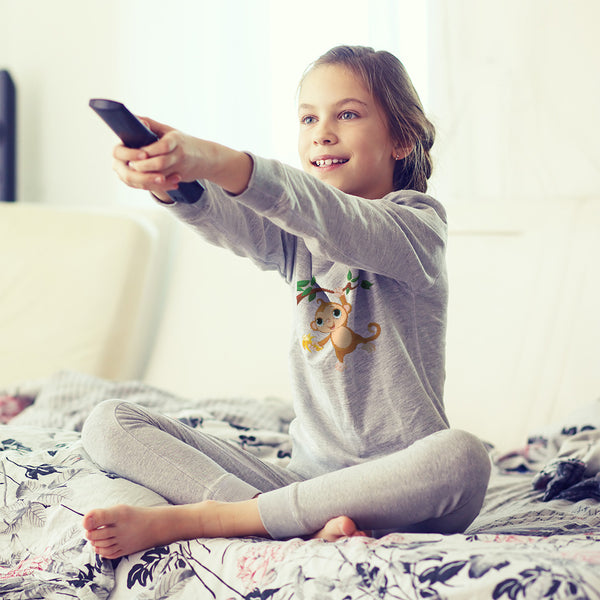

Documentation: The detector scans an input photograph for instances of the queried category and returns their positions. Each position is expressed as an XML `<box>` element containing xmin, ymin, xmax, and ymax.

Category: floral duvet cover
<box><xmin>1</xmin><ymin>371</ymin><xmax>599</xmax><ymax>600</ymax></box>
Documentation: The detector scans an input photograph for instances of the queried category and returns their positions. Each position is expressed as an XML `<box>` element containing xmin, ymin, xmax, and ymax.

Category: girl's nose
<box><xmin>313</xmin><ymin>121</ymin><xmax>338</xmax><ymax>145</ymax></box>
<box><xmin>315</xmin><ymin>135</ymin><xmax>335</xmax><ymax>145</ymax></box>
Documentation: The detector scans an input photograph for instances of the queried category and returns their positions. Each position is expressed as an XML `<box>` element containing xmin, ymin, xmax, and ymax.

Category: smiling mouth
<box><xmin>312</xmin><ymin>158</ymin><xmax>349</xmax><ymax>167</ymax></box>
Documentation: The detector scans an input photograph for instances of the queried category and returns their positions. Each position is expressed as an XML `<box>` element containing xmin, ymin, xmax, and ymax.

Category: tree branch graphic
<box><xmin>296</xmin><ymin>270</ymin><xmax>372</xmax><ymax>305</ymax></box>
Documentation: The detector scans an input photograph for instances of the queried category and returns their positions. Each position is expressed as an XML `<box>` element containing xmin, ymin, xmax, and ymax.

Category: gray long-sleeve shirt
<box><xmin>170</xmin><ymin>154</ymin><xmax>449</xmax><ymax>479</ymax></box>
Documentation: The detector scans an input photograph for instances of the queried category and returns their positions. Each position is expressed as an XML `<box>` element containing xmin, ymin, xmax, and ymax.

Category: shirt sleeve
<box><xmin>168</xmin><ymin>153</ymin><xmax>447</xmax><ymax>289</ymax></box>
<box><xmin>232</xmin><ymin>155</ymin><xmax>448</xmax><ymax>289</ymax></box>
<box><xmin>168</xmin><ymin>176</ymin><xmax>297</xmax><ymax>281</ymax></box>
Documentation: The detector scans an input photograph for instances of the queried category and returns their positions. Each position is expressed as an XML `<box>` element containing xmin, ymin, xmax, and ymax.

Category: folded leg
<box><xmin>258</xmin><ymin>428</ymin><xmax>491</xmax><ymax>538</ymax></box>
<box><xmin>81</xmin><ymin>399</ymin><xmax>301</xmax><ymax>504</ymax></box>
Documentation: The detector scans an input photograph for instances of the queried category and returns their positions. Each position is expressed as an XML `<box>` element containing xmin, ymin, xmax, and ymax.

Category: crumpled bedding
<box><xmin>1</xmin><ymin>371</ymin><xmax>599</xmax><ymax>600</ymax></box>
<box><xmin>494</xmin><ymin>399</ymin><xmax>600</xmax><ymax>503</ymax></box>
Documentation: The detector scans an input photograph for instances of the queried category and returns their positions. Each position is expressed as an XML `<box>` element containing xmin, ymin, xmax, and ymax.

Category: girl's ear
<box><xmin>392</xmin><ymin>145</ymin><xmax>413</xmax><ymax>161</ymax></box>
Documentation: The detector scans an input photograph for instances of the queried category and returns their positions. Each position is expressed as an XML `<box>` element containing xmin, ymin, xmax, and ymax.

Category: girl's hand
<box><xmin>112</xmin><ymin>117</ymin><xmax>207</xmax><ymax>200</ymax></box>
<box><xmin>112</xmin><ymin>116</ymin><xmax>253</xmax><ymax>199</ymax></box>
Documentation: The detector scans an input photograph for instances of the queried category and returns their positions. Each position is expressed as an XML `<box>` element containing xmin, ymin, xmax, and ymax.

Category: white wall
<box><xmin>427</xmin><ymin>0</ymin><xmax>600</xmax><ymax>206</ymax></box>
<box><xmin>0</xmin><ymin>1</ymin><xmax>123</xmax><ymax>206</ymax></box>
<box><xmin>426</xmin><ymin>0</ymin><xmax>600</xmax><ymax>439</ymax></box>
<box><xmin>1</xmin><ymin>0</ymin><xmax>426</xmax><ymax>208</ymax></box>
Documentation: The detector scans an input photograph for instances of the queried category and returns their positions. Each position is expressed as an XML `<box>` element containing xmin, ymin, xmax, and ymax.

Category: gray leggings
<box><xmin>81</xmin><ymin>400</ymin><xmax>491</xmax><ymax>539</ymax></box>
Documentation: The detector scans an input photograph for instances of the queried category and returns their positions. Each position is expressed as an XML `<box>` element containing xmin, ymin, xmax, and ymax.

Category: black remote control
<box><xmin>89</xmin><ymin>98</ymin><xmax>204</xmax><ymax>204</ymax></box>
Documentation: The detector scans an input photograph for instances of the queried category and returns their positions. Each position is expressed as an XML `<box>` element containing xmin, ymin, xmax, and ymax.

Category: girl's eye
<box><xmin>301</xmin><ymin>115</ymin><xmax>316</xmax><ymax>125</ymax></box>
<box><xmin>340</xmin><ymin>111</ymin><xmax>357</xmax><ymax>120</ymax></box>
<box><xmin>333</xmin><ymin>309</ymin><xmax>342</xmax><ymax>318</ymax></box>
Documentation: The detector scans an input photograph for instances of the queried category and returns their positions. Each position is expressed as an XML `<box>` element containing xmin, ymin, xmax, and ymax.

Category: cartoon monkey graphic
<box><xmin>310</xmin><ymin>291</ymin><xmax>381</xmax><ymax>368</ymax></box>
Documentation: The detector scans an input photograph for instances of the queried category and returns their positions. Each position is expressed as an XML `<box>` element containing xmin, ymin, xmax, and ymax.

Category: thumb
<box><xmin>139</xmin><ymin>116</ymin><xmax>174</xmax><ymax>138</ymax></box>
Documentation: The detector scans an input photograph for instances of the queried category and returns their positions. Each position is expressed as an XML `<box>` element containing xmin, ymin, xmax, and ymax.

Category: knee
<box><xmin>445</xmin><ymin>429</ymin><xmax>491</xmax><ymax>504</ymax></box>
<box><xmin>428</xmin><ymin>429</ymin><xmax>491</xmax><ymax>533</ymax></box>
<box><xmin>81</xmin><ymin>399</ymin><xmax>130</xmax><ymax>470</ymax></box>
<box><xmin>81</xmin><ymin>399</ymin><xmax>123</xmax><ymax>441</ymax></box>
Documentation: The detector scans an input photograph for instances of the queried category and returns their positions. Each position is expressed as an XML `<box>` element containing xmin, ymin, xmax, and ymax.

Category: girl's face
<box><xmin>298</xmin><ymin>64</ymin><xmax>400</xmax><ymax>199</ymax></box>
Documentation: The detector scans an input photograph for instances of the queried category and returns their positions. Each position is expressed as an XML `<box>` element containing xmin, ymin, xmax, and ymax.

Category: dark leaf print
<box><xmin>356</xmin><ymin>562</ymin><xmax>380</xmax><ymax>587</ymax></box>
<box><xmin>128</xmin><ymin>562</ymin><xmax>151</xmax><ymax>588</ymax></box>
<box><xmin>468</xmin><ymin>554</ymin><xmax>510</xmax><ymax>578</ymax></box>
<box><xmin>23</xmin><ymin>463</ymin><xmax>57</xmax><ymax>480</ymax></box>
<box><xmin>69</xmin><ymin>562</ymin><xmax>99</xmax><ymax>588</ymax></box>
<box><xmin>419</xmin><ymin>560</ymin><xmax>467</xmax><ymax>584</ymax></box>
<box><xmin>1</xmin><ymin>438</ymin><xmax>31</xmax><ymax>453</ymax></box>
<box><xmin>493</xmin><ymin>578</ymin><xmax>521</xmax><ymax>600</ymax></box>
<box><xmin>178</xmin><ymin>416</ymin><xmax>204</xmax><ymax>428</ymax></box>
<box><xmin>546</xmin><ymin>579</ymin><xmax>561</xmax><ymax>596</ymax></box>
<box><xmin>127</xmin><ymin>546</ymin><xmax>171</xmax><ymax>589</ymax></box>
<box><xmin>245</xmin><ymin>588</ymin><xmax>280</xmax><ymax>600</ymax></box>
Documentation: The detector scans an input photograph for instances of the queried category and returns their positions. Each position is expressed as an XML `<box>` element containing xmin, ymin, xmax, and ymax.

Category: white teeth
<box><xmin>314</xmin><ymin>158</ymin><xmax>348</xmax><ymax>167</ymax></box>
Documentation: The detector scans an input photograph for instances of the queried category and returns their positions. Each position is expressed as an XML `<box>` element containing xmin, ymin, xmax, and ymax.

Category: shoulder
<box><xmin>384</xmin><ymin>189</ymin><xmax>447</xmax><ymax>226</ymax></box>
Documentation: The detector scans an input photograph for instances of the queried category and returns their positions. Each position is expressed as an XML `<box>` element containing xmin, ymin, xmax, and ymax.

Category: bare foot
<box><xmin>83</xmin><ymin>503</ymin><xmax>203</xmax><ymax>559</ymax></box>
<box><xmin>83</xmin><ymin>499</ymin><xmax>268</xmax><ymax>559</ymax></box>
<box><xmin>312</xmin><ymin>516</ymin><xmax>369</xmax><ymax>542</ymax></box>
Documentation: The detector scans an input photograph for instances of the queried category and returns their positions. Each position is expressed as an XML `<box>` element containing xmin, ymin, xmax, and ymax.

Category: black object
<box><xmin>0</xmin><ymin>70</ymin><xmax>16</xmax><ymax>202</ymax></box>
<box><xmin>89</xmin><ymin>98</ymin><xmax>204</xmax><ymax>204</ymax></box>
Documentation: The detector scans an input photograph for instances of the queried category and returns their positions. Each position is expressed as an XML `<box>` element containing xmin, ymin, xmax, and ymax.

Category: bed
<box><xmin>1</xmin><ymin>200</ymin><xmax>600</xmax><ymax>599</ymax></box>
<box><xmin>1</xmin><ymin>370</ymin><xmax>600</xmax><ymax>599</ymax></box>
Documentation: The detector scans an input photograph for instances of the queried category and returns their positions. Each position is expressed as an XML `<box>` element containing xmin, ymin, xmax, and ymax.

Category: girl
<box><xmin>82</xmin><ymin>45</ymin><xmax>491</xmax><ymax>559</ymax></box>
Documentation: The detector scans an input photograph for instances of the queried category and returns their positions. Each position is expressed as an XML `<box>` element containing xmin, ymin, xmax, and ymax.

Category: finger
<box><xmin>111</xmin><ymin>128</ymin><xmax>174</xmax><ymax>161</ymax></box>
<box><xmin>140</xmin><ymin>132</ymin><xmax>179</xmax><ymax>159</ymax></box>
<box><xmin>113</xmin><ymin>144</ymin><xmax>147</xmax><ymax>163</ymax></box>
<box><xmin>139</xmin><ymin>116</ymin><xmax>174</xmax><ymax>138</ymax></box>
<box><xmin>121</xmin><ymin>170</ymin><xmax>180</xmax><ymax>191</ymax></box>
<box><xmin>113</xmin><ymin>158</ymin><xmax>181</xmax><ymax>191</ymax></box>
<box><xmin>128</xmin><ymin>153</ymin><xmax>178</xmax><ymax>175</ymax></box>
<box><xmin>112</xmin><ymin>157</ymin><xmax>153</xmax><ymax>189</ymax></box>
<box><xmin>153</xmin><ymin>173</ymin><xmax>181</xmax><ymax>188</ymax></box>
<box><xmin>136</xmin><ymin>117</ymin><xmax>179</xmax><ymax>157</ymax></box>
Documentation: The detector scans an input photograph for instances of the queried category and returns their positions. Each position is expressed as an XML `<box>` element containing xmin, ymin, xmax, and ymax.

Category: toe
<box><xmin>83</xmin><ymin>507</ymin><xmax>122</xmax><ymax>532</ymax></box>
<box><xmin>83</xmin><ymin>508</ymin><xmax>108</xmax><ymax>531</ymax></box>
<box><xmin>86</xmin><ymin>525</ymin><xmax>115</xmax><ymax>542</ymax></box>
<box><xmin>94</xmin><ymin>543</ymin><xmax>121</xmax><ymax>559</ymax></box>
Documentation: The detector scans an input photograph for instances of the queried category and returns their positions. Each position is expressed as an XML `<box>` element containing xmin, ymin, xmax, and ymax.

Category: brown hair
<box><xmin>301</xmin><ymin>45</ymin><xmax>435</xmax><ymax>193</ymax></box>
